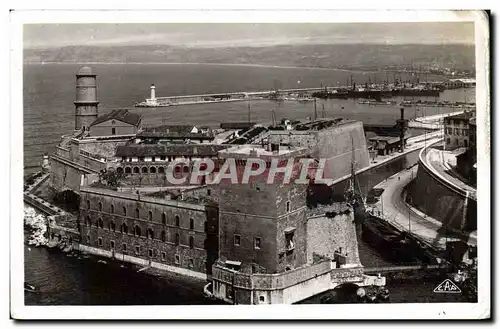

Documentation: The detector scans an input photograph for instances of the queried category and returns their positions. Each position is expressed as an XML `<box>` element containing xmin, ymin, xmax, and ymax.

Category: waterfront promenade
<box><xmin>369</xmin><ymin>166</ymin><xmax>477</xmax><ymax>250</ymax></box>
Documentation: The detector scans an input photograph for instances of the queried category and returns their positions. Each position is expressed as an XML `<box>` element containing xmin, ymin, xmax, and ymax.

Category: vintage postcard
<box><xmin>10</xmin><ymin>9</ymin><xmax>490</xmax><ymax>320</ymax></box>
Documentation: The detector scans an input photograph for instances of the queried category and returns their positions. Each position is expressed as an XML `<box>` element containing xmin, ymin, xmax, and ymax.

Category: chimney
<box><xmin>399</xmin><ymin>107</ymin><xmax>405</xmax><ymax>153</ymax></box>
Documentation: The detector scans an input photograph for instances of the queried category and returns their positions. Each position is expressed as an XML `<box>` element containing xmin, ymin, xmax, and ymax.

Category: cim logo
<box><xmin>433</xmin><ymin>279</ymin><xmax>462</xmax><ymax>293</ymax></box>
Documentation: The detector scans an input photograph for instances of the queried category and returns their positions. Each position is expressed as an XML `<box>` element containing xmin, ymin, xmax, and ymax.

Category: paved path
<box><xmin>370</xmin><ymin>166</ymin><xmax>477</xmax><ymax>250</ymax></box>
<box><xmin>423</xmin><ymin>145</ymin><xmax>477</xmax><ymax>199</ymax></box>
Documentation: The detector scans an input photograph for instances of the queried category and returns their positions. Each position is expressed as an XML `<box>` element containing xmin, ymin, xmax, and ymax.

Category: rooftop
<box><xmin>90</xmin><ymin>109</ymin><xmax>142</xmax><ymax>127</ymax></box>
<box><xmin>115</xmin><ymin>143</ymin><xmax>230</xmax><ymax>158</ymax></box>
<box><xmin>293</xmin><ymin>118</ymin><xmax>354</xmax><ymax>131</ymax></box>
<box><xmin>219</xmin><ymin>144</ymin><xmax>308</xmax><ymax>159</ymax></box>
<box><xmin>446</xmin><ymin>111</ymin><xmax>476</xmax><ymax>121</ymax></box>
<box><xmin>220</xmin><ymin>122</ymin><xmax>256</xmax><ymax>130</ymax></box>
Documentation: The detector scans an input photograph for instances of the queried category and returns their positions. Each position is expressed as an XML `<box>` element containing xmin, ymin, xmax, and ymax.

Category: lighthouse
<box><xmin>145</xmin><ymin>84</ymin><xmax>158</xmax><ymax>106</ymax></box>
<box><xmin>74</xmin><ymin>66</ymin><xmax>99</xmax><ymax>131</ymax></box>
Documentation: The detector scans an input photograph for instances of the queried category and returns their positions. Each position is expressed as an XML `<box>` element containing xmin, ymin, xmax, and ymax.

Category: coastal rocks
<box><xmin>24</xmin><ymin>206</ymin><xmax>48</xmax><ymax>247</ymax></box>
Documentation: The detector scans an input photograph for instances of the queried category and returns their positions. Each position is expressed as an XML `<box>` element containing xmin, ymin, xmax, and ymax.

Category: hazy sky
<box><xmin>24</xmin><ymin>22</ymin><xmax>475</xmax><ymax>49</ymax></box>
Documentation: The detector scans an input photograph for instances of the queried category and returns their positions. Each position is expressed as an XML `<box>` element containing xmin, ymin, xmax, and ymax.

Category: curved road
<box><xmin>372</xmin><ymin>166</ymin><xmax>477</xmax><ymax>250</ymax></box>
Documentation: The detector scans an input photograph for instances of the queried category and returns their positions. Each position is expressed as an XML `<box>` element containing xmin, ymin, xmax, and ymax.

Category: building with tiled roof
<box><xmin>89</xmin><ymin>109</ymin><xmax>142</xmax><ymax>137</ymax></box>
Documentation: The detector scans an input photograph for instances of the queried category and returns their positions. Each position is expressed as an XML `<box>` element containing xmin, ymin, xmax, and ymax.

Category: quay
<box><xmin>134</xmin><ymin>78</ymin><xmax>473</xmax><ymax>108</ymax></box>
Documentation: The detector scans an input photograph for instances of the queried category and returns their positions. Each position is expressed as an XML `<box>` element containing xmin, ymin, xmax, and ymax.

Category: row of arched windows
<box><xmin>83</xmin><ymin>215</ymin><xmax>194</xmax><ymax>248</ymax></box>
<box><xmin>86</xmin><ymin>200</ymin><xmax>195</xmax><ymax>228</ymax></box>
<box><xmin>115</xmin><ymin>165</ymin><xmax>191</xmax><ymax>175</ymax></box>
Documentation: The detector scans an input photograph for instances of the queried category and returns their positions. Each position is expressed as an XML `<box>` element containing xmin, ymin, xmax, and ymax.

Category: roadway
<box><xmin>423</xmin><ymin>144</ymin><xmax>477</xmax><ymax>200</ymax></box>
<box><xmin>370</xmin><ymin>166</ymin><xmax>477</xmax><ymax>250</ymax></box>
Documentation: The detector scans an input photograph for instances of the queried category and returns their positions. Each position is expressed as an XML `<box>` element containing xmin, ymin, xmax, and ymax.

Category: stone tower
<box><xmin>217</xmin><ymin>144</ymin><xmax>310</xmax><ymax>274</ymax></box>
<box><xmin>74</xmin><ymin>66</ymin><xmax>99</xmax><ymax>131</ymax></box>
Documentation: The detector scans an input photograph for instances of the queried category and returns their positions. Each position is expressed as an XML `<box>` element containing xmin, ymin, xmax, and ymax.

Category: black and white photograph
<box><xmin>9</xmin><ymin>9</ymin><xmax>490</xmax><ymax>320</ymax></box>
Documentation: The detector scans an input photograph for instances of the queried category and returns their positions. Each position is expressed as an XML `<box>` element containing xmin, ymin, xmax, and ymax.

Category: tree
<box><xmin>99</xmin><ymin>169</ymin><xmax>124</xmax><ymax>188</ymax></box>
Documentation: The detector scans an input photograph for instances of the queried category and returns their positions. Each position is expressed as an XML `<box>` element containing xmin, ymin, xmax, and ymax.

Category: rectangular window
<box><xmin>122</xmin><ymin>243</ymin><xmax>127</xmax><ymax>251</ymax></box>
<box><xmin>152</xmin><ymin>156</ymin><xmax>156</xmax><ymax>162</ymax></box>
<box><xmin>98</xmin><ymin>237</ymin><xmax>103</xmax><ymax>247</ymax></box>
<box><xmin>234</xmin><ymin>234</ymin><xmax>241</xmax><ymax>246</ymax></box>
<box><xmin>285</xmin><ymin>232</ymin><xmax>295</xmax><ymax>251</ymax></box>
<box><xmin>135</xmin><ymin>245</ymin><xmax>140</xmax><ymax>254</ymax></box>
<box><xmin>138</xmin><ymin>157</ymin><xmax>145</xmax><ymax>162</ymax></box>
<box><xmin>175</xmin><ymin>254</ymin><xmax>180</xmax><ymax>264</ymax></box>
<box><xmin>87</xmin><ymin>235</ymin><xmax>91</xmax><ymax>244</ymax></box>
<box><xmin>110</xmin><ymin>240</ymin><xmax>115</xmax><ymax>249</ymax></box>
<box><xmin>148</xmin><ymin>249</ymin><xmax>153</xmax><ymax>257</ymax></box>
<box><xmin>160</xmin><ymin>156</ymin><xmax>166</xmax><ymax>161</ymax></box>
<box><xmin>254</xmin><ymin>237</ymin><xmax>261</xmax><ymax>249</ymax></box>
<box><xmin>161</xmin><ymin>252</ymin><xmax>166</xmax><ymax>261</ymax></box>
<box><xmin>112</xmin><ymin>127</ymin><xmax>116</xmax><ymax>135</ymax></box>
<box><xmin>286</xmin><ymin>201</ymin><xmax>291</xmax><ymax>212</ymax></box>
<box><xmin>188</xmin><ymin>258</ymin><xmax>194</xmax><ymax>268</ymax></box>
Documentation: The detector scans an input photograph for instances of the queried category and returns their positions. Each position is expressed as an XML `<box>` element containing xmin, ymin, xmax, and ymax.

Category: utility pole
<box><xmin>313</xmin><ymin>98</ymin><xmax>318</xmax><ymax>121</ymax></box>
<box><xmin>408</xmin><ymin>170</ymin><xmax>413</xmax><ymax>232</ymax></box>
<box><xmin>247</xmin><ymin>101</ymin><xmax>251</xmax><ymax>123</ymax></box>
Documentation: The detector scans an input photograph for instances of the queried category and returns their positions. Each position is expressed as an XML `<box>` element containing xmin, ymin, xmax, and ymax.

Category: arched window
<box><xmin>174</xmin><ymin>165</ymin><xmax>181</xmax><ymax>173</ymax></box>
<box><xmin>109</xmin><ymin>220</ymin><xmax>116</xmax><ymax>232</ymax></box>
<box><xmin>134</xmin><ymin>225</ymin><xmax>141</xmax><ymax>237</ymax></box>
<box><xmin>175</xmin><ymin>215</ymin><xmax>180</xmax><ymax>227</ymax></box>
<box><xmin>133</xmin><ymin>167</ymin><xmax>140</xmax><ymax>174</ymax></box>
<box><xmin>110</xmin><ymin>204</ymin><xmax>115</xmax><ymax>214</ymax></box>
<box><xmin>135</xmin><ymin>208</ymin><xmax>140</xmax><ymax>218</ymax></box>
<box><xmin>123</xmin><ymin>206</ymin><xmax>127</xmax><ymax>216</ymax></box>
<box><xmin>125</xmin><ymin>167</ymin><xmax>131</xmax><ymax>174</ymax></box>
<box><xmin>189</xmin><ymin>218</ymin><xmax>194</xmax><ymax>230</ymax></box>
<box><xmin>142</xmin><ymin>167</ymin><xmax>148</xmax><ymax>173</ymax></box>
<box><xmin>162</xmin><ymin>213</ymin><xmax>166</xmax><ymax>225</ymax></box>
<box><xmin>87</xmin><ymin>200</ymin><xmax>91</xmax><ymax>210</ymax></box>
<box><xmin>147</xmin><ymin>228</ymin><xmax>154</xmax><ymax>240</ymax></box>
<box><xmin>98</xmin><ymin>202</ymin><xmax>103</xmax><ymax>212</ymax></box>
<box><xmin>175</xmin><ymin>233</ymin><xmax>180</xmax><ymax>245</ymax></box>
<box><xmin>117</xmin><ymin>167</ymin><xmax>124</xmax><ymax>174</ymax></box>
<box><xmin>150</xmin><ymin>167</ymin><xmax>156</xmax><ymax>174</ymax></box>
<box><xmin>161</xmin><ymin>231</ymin><xmax>166</xmax><ymax>242</ymax></box>
<box><xmin>148</xmin><ymin>210</ymin><xmax>153</xmax><ymax>221</ymax></box>
<box><xmin>189</xmin><ymin>236</ymin><xmax>194</xmax><ymax>249</ymax></box>
<box><xmin>98</xmin><ymin>218</ymin><xmax>104</xmax><ymax>229</ymax></box>
<box><xmin>121</xmin><ymin>223</ymin><xmax>128</xmax><ymax>234</ymax></box>
<box><xmin>158</xmin><ymin>167</ymin><xmax>165</xmax><ymax>174</ymax></box>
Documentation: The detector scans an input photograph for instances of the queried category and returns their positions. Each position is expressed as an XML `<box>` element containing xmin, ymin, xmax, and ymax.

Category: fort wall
<box><xmin>79</xmin><ymin>187</ymin><xmax>218</xmax><ymax>276</ymax></box>
<box><xmin>410</xmin><ymin>144</ymin><xmax>477</xmax><ymax>232</ymax></box>
<box><xmin>306</xmin><ymin>209</ymin><xmax>360</xmax><ymax>265</ymax></box>
<box><xmin>410</xmin><ymin>161</ymin><xmax>477</xmax><ymax>232</ymax></box>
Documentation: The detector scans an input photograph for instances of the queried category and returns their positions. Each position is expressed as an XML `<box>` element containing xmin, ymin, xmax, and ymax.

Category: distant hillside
<box><xmin>24</xmin><ymin>43</ymin><xmax>475</xmax><ymax>72</ymax></box>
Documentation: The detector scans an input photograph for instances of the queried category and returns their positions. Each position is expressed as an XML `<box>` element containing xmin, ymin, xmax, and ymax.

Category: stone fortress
<box><xmin>45</xmin><ymin>66</ymin><xmax>385</xmax><ymax>304</ymax></box>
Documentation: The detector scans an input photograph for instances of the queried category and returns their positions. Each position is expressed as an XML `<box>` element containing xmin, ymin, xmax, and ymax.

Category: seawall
<box><xmin>409</xmin><ymin>142</ymin><xmax>477</xmax><ymax>232</ymax></box>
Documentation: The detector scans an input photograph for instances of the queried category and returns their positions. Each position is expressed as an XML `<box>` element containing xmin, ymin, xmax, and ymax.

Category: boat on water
<box><xmin>24</xmin><ymin>282</ymin><xmax>37</xmax><ymax>293</ymax></box>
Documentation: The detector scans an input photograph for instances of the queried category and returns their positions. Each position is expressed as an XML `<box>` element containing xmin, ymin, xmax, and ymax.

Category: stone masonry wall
<box><xmin>316</xmin><ymin>121</ymin><xmax>370</xmax><ymax>181</ymax></box>
<box><xmin>79</xmin><ymin>189</ymin><xmax>213</xmax><ymax>275</ymax></box>
<box><xmin>50</xmin><ymin>158</ymin><xmax>84</xmax><ymax>192</ymax></box>
<box><xmin>306</xmin><ymin>210</ymin><xmax>360</xmax><ymax>265</ymax></box>
<box><xmin>410</xmin><ymin>162</ymin><xmax>476</xmax><ymax>231</ymax></box>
